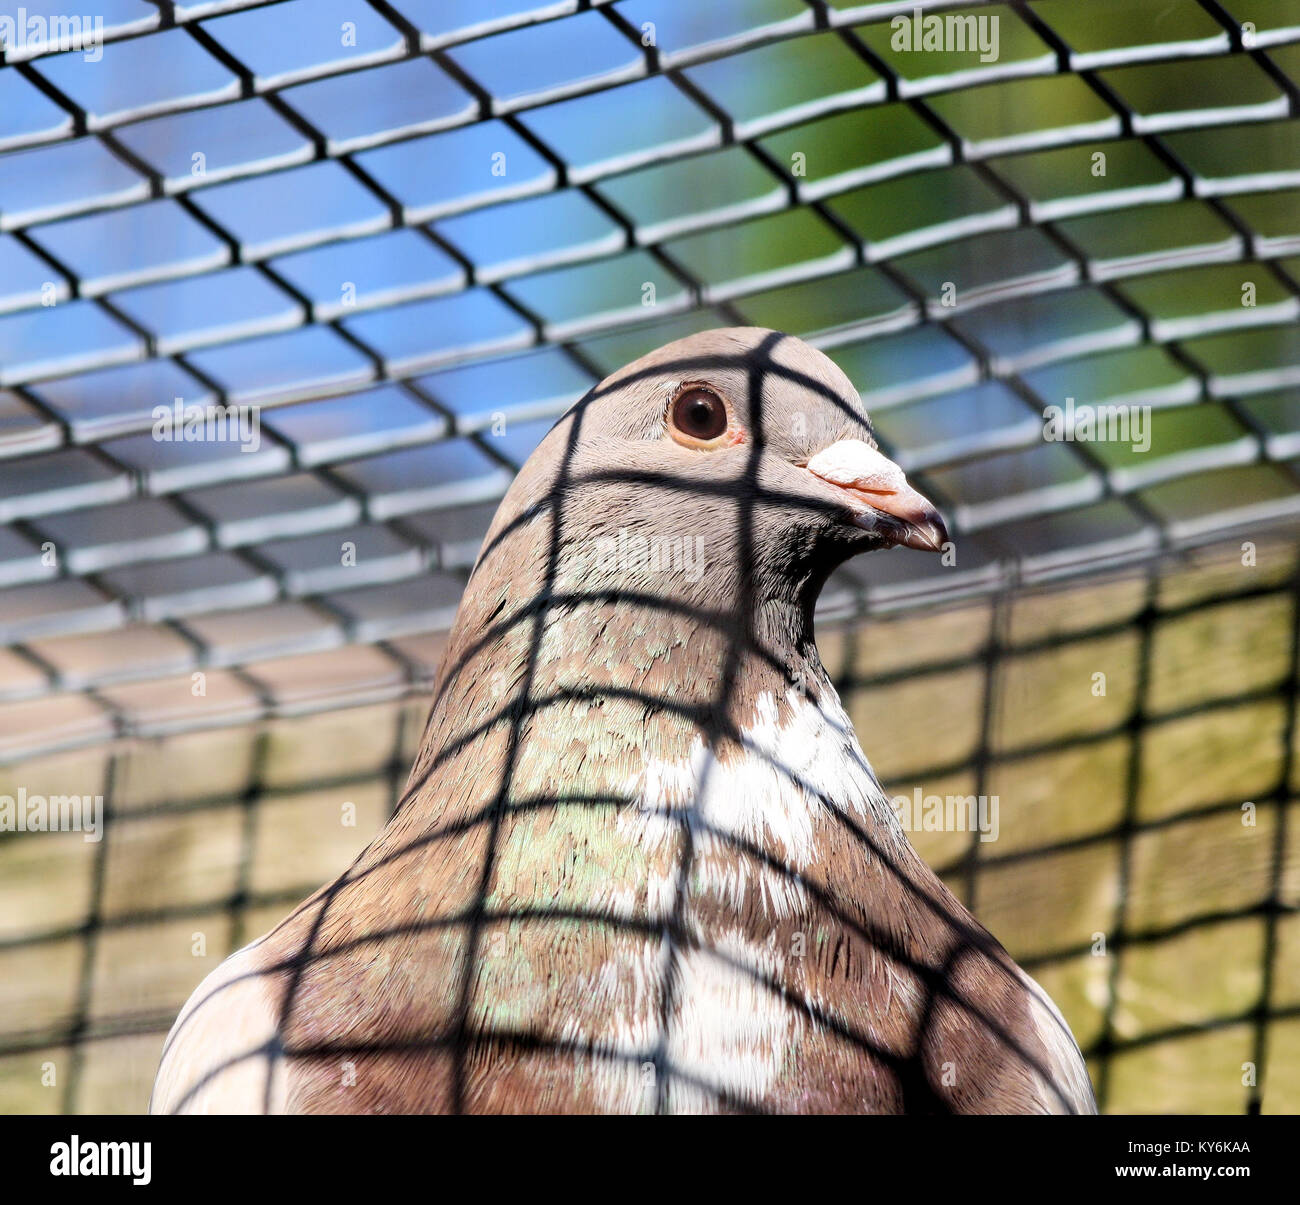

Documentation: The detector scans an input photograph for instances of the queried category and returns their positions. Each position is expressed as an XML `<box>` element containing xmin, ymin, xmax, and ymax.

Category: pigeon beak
<box><xmin>805</xmin><ymin>439</ymin><xmax>950</xmax><ymax>553</ymax></box>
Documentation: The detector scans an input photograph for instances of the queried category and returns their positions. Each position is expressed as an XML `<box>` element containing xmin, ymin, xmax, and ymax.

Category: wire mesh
<box><xmin>0</xmin><ymin>0</ymin><xmax>1298</xmax><ymax>1114</ymax></box>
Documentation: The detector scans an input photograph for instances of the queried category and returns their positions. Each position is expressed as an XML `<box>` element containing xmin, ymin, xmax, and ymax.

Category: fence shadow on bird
<box><xmin>151</xmin><ymin>328</ymin><xmax>1095</xmax><ymax>1115</ymax></box>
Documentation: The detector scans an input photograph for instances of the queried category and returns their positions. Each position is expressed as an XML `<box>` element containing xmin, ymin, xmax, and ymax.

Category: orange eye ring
<box><xmin>667</xmin><ymin>385</ymin><xmax>733</xmax><ymax>449</ymax></box>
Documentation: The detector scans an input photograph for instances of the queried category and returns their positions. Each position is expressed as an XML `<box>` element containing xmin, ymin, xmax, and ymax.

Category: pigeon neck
<box><xmin>425</xmin><ymin>577</ymin><xmax>833</xmax><ymax>772</ymax></box>
<box><xmin>405</xmin><ymin>490</ymin><xmax>861</xmax><ymax>819</ymax></box>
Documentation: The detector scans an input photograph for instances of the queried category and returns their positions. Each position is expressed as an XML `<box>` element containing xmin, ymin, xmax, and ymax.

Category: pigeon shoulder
<box><xmin>150</xmin><ymin>935</ymin><xmax>287</xmax><ymax>1115</ymax></box>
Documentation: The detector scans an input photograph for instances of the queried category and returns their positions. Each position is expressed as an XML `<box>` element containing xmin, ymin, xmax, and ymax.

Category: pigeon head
<box><xmin>489</xmin><ymin>327</ymin><xmax>948</xmax><ymax>626</ymax></box>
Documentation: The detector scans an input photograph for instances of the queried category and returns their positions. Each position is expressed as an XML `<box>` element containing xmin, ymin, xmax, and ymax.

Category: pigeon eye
<box><xmin>669</xmin><ymin>386</ymin><xmax>729</xmax><ymax>447</ymax></box>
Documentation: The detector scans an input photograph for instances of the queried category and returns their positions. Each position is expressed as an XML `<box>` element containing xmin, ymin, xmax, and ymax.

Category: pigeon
<box><xmin>152</xmin><ymin>327</ymin><xmax>1095</xmax><ymax>1115</ymax></box>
